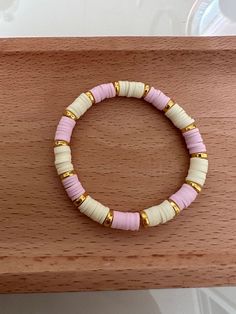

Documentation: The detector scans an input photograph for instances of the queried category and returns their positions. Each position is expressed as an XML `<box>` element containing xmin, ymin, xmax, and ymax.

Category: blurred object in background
<box><xmin>186</xmin><ymin>0</ymin><xmax>236</xmax><ymax>35</ymax></box>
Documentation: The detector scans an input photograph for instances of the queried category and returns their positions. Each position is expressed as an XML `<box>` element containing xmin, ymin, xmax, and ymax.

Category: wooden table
<box><xmin>0</xmin><ymin>37</ymin><xmax>236</xmax><ymax>293</ymax></box>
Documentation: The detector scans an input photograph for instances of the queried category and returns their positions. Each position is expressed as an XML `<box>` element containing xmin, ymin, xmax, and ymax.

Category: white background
<box><xmin>0</xmin><ymin>0</ymin><xmax>194</xmax><ymax>36</ymax></box>
<box><xmin>0</xmin><ymin>0</ymin><xmax>235</xmax><ymax>36</ymax></box>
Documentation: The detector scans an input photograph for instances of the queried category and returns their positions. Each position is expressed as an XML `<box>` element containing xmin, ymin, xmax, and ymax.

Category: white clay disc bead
<box><xmin>55</xmin><ymin>161</ymin><xmax>74</xmax><ymax>175</ymax></box>
<box><xmin>55</xmin><ymin>154</ymin><xmax>71</xmax><ymax>164</ymax></box>
<box><xmin>143</xmin><ymin>200</ymin><xmax>176</xmax><ymax>227</ymax></box>
<box><xmin>118</xmin><ymin>81</ymin><xmax>145</xmax><ymax>98</ymax></box>
<box><xmin>66</xmin><ymin>93</ymin><xmax>92</xmax><ymax>119</ymax></box>
<box><xmin>79</xmin><ymin>195</ymin><xmax>110</xmax><ymax>224</ymax></box>
<box><xmin>54</xmin><ymin>146</ymin><xmax>74</xmax><ymax>175</ymax></box>
<box><xmin>54</xmin><ymin>146</ymin><xmax>72</xmax><ymax>164</ymax></box>
<box><xmin>186</xmin><ymin>157</ymin><xmax>208</xmax><ymax>186</ymax></box>
<box><xmin>54</xmin><ymin>145</ymin><xmax>71</xmax><ymax>154</ymax></box>
<box><xmin>165</xmin><ymin>103</ymin><xmax>195</xmax><ymax>129</ymax></box>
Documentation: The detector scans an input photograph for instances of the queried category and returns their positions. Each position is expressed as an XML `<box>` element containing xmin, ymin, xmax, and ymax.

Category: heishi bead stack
<box><xmin>54</xmin><ymin>81</ymin><xmax>208</xmax><ymax>231</ymax></box>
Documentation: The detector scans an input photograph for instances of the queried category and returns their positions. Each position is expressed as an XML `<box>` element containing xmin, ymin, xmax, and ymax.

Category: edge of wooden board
<box><xmin>0</xmin><ymin>36</ymin><xmax>235</xmax><ymax>53</ymax></box>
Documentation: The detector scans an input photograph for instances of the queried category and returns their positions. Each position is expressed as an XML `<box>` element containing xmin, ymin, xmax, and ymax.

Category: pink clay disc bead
<box><xmin>170</xmin><ymin>183</ymin><xmax>198</xmax><ymax>210</ymax></box>
<box><xmin>67</xmin><ymin>186</ymin><xmax>85</xmax><ymax>201</ymax></box>
<box><xmin>188</xmin><ymin>143</ymin><xmax>206</xmax><ymax>154</ymax></box>
<box><xmin>62</xmin><ymin>175</ymin><xmax>85</xmax><ymax>201</ymax></box>
<box><xmin>62</xmin><ymin>175</ymin><xmax>79</xmax><ymax>189</ymax></box>
<box><xmin>90</xmin><ymin>83</ymin><xmax>116</xmax><ymax>103</ymax></box>
<box><xmin>183</xmin><ymin>128</ymin><xmax>206</xmax><ymax>154</ymax></box>
<box><xmin>111</xmin><ymin>211</ymin><xmax>140</xmax><ymax>231</ymax></box>
<box><xmin>144</xmin><ymin>87</ymin><xmax>170</xmax><ymax>111</ymax></box>
<box><xmin>55</xmin><ymin>116</ymin><xmax>76</xmax><ymax>142</ymax></box>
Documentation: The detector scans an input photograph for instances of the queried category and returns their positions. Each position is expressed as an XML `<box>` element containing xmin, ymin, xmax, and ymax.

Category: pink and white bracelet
<box><xmin>54</xmin><ymin>81</ymin><xmax>208</xmax><ymax>231</ymax></box>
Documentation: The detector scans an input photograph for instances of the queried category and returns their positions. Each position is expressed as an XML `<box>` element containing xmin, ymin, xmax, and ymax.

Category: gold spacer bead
<box><xmin>142</xmin><ymin>84</ymin><xmax>150</xmax><ymax>98</ymax></box>
<box><xmin>163</xmin><ymin>99</ymin><xmax>175</xmax><ymax>113</ymax></box>
<box><xmin>59</xmin><ymin>170</ymin><xmax>76</xmax><ymax>180</ymax></box>
<box><xmin>113</xmin><ymin>81</ymin><xmax>120</xmax><ymax>96</ymax></box>
<box><xmin>181</xmin><ymin>123</ymin><xmax>197</xmax><ymax>133</ymax></box>
<box><xmin>185</xmin><ymin>180</ymin><xmax>202</xmax><ymax>193</ymax></box>
<box><xmin>73</xmin><ymin>193</ymin><xmax>88</xmax><ymax>207</ymax></box>
<box><xmin>190</xmin><ymin>152</ymin><xmax>208</xmax><ymax>159</ymax></box>
<box><xmin>140</xmin><ymin>210</ymin><xmax>150</xmax><ymax>228</ymax></box>
<box><xmin>168</xmin><ymin>199</ymin><xmax>181</xmax><ymax>216</ymax></box>
<box><xmin>54</xmin><ymin>140</ymin><xmax>69</xmax><ymax>147</ymax></box>
<box><xmin>64</xmin><ymin>109</ymin><xmax>77</xmax><ymax>120</ymax></box>
<box><xmin>85</xmin><ymin>91</ymin><xmax>95</xmax><ymax>104</ymax></box>
<box><xmin>103</xmin><ymin>210</ymin><xmax>114</xmax><ymax>227</ymax></box>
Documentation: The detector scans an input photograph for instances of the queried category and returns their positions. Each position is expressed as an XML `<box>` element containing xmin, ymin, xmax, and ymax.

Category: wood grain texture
<box><xmin>0</xmin><ymin>37</ymin><xmax>236</xmax><ymax>293</ymax></box>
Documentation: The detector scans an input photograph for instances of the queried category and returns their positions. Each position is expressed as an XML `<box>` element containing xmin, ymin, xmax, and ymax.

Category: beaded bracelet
<box><xmin>54</xmin><ymin>81</ymin><xmax>208</xmax><ymax>231</ymax></box>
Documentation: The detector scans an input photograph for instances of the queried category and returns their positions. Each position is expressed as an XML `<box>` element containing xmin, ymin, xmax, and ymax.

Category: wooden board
<box><xmin>0</xmin><ymin>37</ymin><xmax>236</xmax><ymax>293</ymax></box>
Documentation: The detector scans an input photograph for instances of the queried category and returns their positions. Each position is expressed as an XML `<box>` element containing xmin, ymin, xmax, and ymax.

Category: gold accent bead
<box><xmin>185</xmin><ymin>180</ymin><xmax>202</xmax><ymax>193</ymax></box>
<box><xmin>64</xmin><ymin>109</ymin><xmax>77</xmax><ymax>120</ymax></box>
<box><xmin>181</xmin><ymin>123</ymin><xmax>197</xmax><ymax>133</ymax></box>
<box><xmin>113</xmin><ymin>81</ymin><xmax>120</xmax><ymax>96</ymax></box>
<box><xmin>85</xmin><ymin>91</ymin><xmax>95</xmax><ymax>104</ymax></box>
<box><xmin>163</xmin><ymin>99</ymin><xmax>175</xmax><ymax>113</ymax></box>
<box><xmin>142</xmin><ymin>84</ymin><xmax>150</xmax><ymax>98</ymax></box>
<box><xmin>59</xmin><ymin>170</ymin><xmax>76</xmax><ymax>180</ymax></box>
<box><xmin>54</xmin><ymin>140</ymin><xmax>69</xmax><ymax>147</ymax></box>
<box><xmin>140</xmin><ymin>210</ymin><xmax>150</xmax><ymax>227</ymax></box>
<box><xmin>73</xmin><ymin>193</ymin><xmax>88</xmax><ymax>207</ymax></box>
<box><xmin>168</xmin><ymin>199</ymin><xmax>181</xmax><ymax>216</ymax></box>
<box><xmin>190</xmin><ymin>152</ymin><xmax>208</xmax><ymax>159</ymax></box>
<box><xmin>103</xmin><ymin>210</ymin><xmax>113</xmax><ymax>227</ymax></box>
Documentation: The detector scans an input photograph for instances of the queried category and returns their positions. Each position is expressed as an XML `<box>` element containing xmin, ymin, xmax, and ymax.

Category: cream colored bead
<box><xmin>143</xmin><ymin>200</ymin><xmax>176</xmax><ymax>227</ymax></box>
<box><xmin>165</xmin><ymin>103</ymin><xmax>195</xmax><ymax>129</ymax></box>
<box><xmin>54</xmin><ymin>145</ymin><xmax>71</xmax><ymax>154</ymax></box>
<box><xmin>55</xmin><ymin>161</ymin><xmax>74</xmax><ymax>175</ymax></box>
<box><xmin>54</xmin><ymin>154</ymin><xmax>71</xmax><ymax>164</ymax></box>
<box><xmin>118</xmin><ymin>81</ymin><xmax>145</xmax><ymax>98</ymax></box>
<box><xmin>79</xmin><ymin>195</ymin><xmax>110</xmax><ymax>224</ymax></box>
<box><xmin>54</xmin><ymin>146</ymin><xmax>73</xmax><ymax>174</ymax></box>
<box><xmin>189</xmin><ymin>157</ymin><xmax>208</xmax><ymax>172</ymax></box>
<box><xmin>54</xmin><ymin>146</ymin><xmax>72</xmax><ymax>164</ymax></box>
<box><xmin>54</xmin><ymin>147</ymin><xmax>69</xmax><ymax>162</ymax></box>
<box><xmin>186</xmin><ymin>171</ymin><xmax>206</xmax><ymax>187</ymax></box>
<box><xmin>66</xmin><ymin>93</ymin><xmax>93</xmax><ymax>119</ymax></box>
<box><xmin>186</xmin><ymin>157</ymin><xmax>208</xmax><ymax>186</ymax></box>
